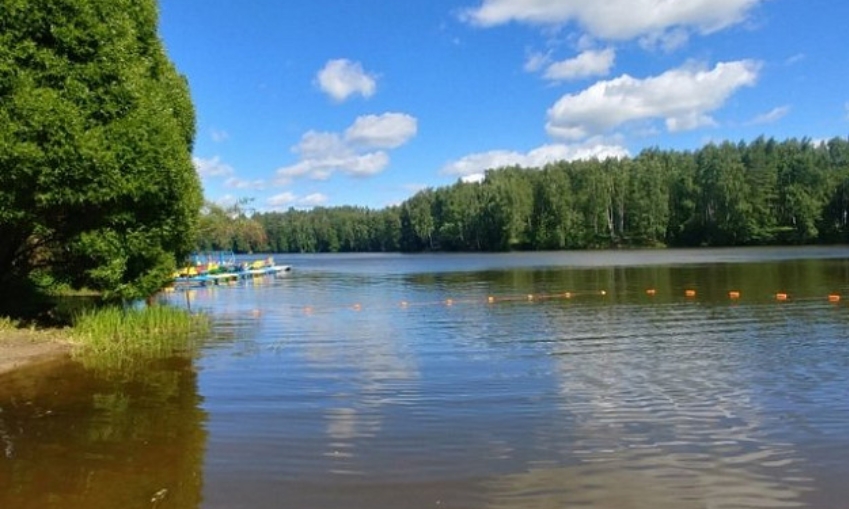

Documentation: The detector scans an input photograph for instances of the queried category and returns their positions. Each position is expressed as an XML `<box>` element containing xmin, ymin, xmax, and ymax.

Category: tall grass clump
<box><xmin>0</xmin><ymin>316</ymin><xmax>20</xmax><ymax>331</ymax></box>
<box><xmin>71</xmin><ymin>305</ymin><xmax>209</xmax><ymax>365</ymax></box>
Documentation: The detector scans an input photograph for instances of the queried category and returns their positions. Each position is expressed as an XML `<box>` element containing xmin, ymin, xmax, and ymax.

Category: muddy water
<box><xmin>0</xmin><ymin>357</ymin><xmax>205</xmax><ymax>508</ymax></box>
<box><xmin>3</xmin><ymin>247</ymin><xmax>849</xmax><ymax>508</ymax></box>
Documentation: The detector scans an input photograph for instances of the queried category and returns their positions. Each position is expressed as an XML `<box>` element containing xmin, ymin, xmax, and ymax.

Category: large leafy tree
<box><xmin>0</xmin><ymin>0</ymin><xmax>202</xmax><ymax>308</ymax></box>
<box><xmin>197</xmin><ymin>201</ymin><xmax>267</xmax><ymax>253</ymax></box>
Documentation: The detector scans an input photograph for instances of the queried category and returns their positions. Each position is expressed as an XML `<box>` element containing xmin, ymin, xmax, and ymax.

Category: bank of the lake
<box><xmin>1</xmin><ymin>305</ymin><xmax>206</xmax><ymax>376</ymax></box>
<box><xmin>0</xmin><ymin>329</ymin><xmax>73</xmax><ymax>376</ymax></box>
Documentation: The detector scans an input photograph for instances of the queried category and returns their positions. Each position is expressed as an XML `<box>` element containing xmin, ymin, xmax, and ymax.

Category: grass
<box><xmin>2</xmin><ymin>303</ymin><xmax>208</xmax><ymax>374</ymax></box>
<box><xmin>70</xmin><ymin>305</ymin><xmax>209</xmax><ymax>367</ymax></box>
<box><xmin>0</xmin><ymin>316</ymin><xmax>20</xmax><ymax>331</ymax></box>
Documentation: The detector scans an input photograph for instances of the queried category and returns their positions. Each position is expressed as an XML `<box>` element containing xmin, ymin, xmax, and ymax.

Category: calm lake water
<box><xmin>3</xmin><ymin>246</ymin><xmax>849</xmax><ymax>508</ymax></box>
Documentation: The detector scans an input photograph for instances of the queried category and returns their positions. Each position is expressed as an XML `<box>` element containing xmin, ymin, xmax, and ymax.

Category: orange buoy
<box><xmin>445</xmin><ymin>299</ymin><xmax>453</xmax><ymax>306</ymax></box>
<box><xmin>599</xmin><ymin>290</ymin><xmax>607</xmax><ymax>296</ymax></box>
<box><xmin>776</xmin><ymin>293</ymin><xmax>788</xmax><ymax>301</ymax></box>
<box><xmin>352</xmin><ymin>303</ymin><xmax>362</xmax><ymax>311</ymax></box>
<box><xmin>487</xmin><ymin>296</ymin><xmax>496</xmax><ymax>304</ymax></box>
<box><xmin>400</xmin><ymin>301</ymin><xmax>409</xmax><ymax>308</ymax></box>
<box><xmin>828</xmin><ymin>294</ymin><xmax>841</xmax><ymax>303</ymax></box>
<box><xmin>563</xmin><ymin>292</ymin><xmax>572</xmax><ymax>299</ymax></box>
<box><xmin>646</xmin><ymin>289</ymin><xmax>656</xmax><ymax>296</ymax></box>
<box><xmin>728</xmin><ymin>291</ymin><xmax>741</xmax><ymax>300</ymax></box>
<box><xmin>527</xmin><ymin>294</ymin><xmax>535</xmax><ymax>301</ymax></box>
<box><xmin>685</xmin><ymin>289</ymin><xmax>696</xmax><ymax>298</ymax></box>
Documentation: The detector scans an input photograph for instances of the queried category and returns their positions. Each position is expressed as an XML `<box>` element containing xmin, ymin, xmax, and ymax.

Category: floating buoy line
<box><xmin>172</xmin><ymin>286</ymin><xmax>846</xmax><ymax>318</ymax></box>
<box><xmin>287</xmin><ymin>289</ymin><xmax>845</xmax><ymax>315</ymax></box>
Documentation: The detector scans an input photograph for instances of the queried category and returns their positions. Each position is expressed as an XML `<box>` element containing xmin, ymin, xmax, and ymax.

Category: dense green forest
<box><xmin>199</xmin><ymin>137</ymin><xmax>849</xmax><ymax>253</ymax></box>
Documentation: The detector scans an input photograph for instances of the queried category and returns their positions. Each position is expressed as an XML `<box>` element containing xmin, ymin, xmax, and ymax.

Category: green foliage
<box><xmin>256</xmin><ymin>205</ymin><xmax>401</xmax><ymax>254</ymax></box>
<box><xmin>196</xmin><ymin>200</ymin><xmax>267</xmax><ymax>253</ymax></box>
<box><xmin>70</xmin><ymin>304</ymin><xmax>208</xmax><ymax>370</ymax></box>
<box><xmin>0</xmin><ymin>0</ymin><xmax>202</xmax><ymax>312</ymax></box>
<box><xmin>222</xmin><ymin>137</ymin><xmax>849</xmax><ymax>254</ymax></box>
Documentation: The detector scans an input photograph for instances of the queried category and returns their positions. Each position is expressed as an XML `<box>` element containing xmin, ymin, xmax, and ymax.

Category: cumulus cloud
<box><xmin>300</xmin><ymin>193</ymin><xmax>330</xmax><ymax>207</ymax></box>
<box><xmin>546</xmin><ymin>60</ymin><xmax>760</xmax><ymax>140</ymax></box>
<box><xmin>748</xmin><ymin>105</ymin><xmax>790</xmax><ymax>125</ymax></box>
<box><xmin>638</xmin><ymin>27</ymin><xmax>691</xmax><ymax>52</ymax></box>
<box><xmin>193</xmin><ymin>156</ymin><xmax>234</xmax><ymax>178</ymax></box>
<box><xmin>441</xmin><ymin>142</ymin><xmax>630</xmax><ymax>182</ymax></box>
<box><xmin>462</xmin><ymin>0</ymin><xmax>764</xmax><ymax>41</ymax></box>
<box><xmin>345</xmin><ymin>113</ymin><xmax>418</xmax><ymax>148</ymax></box>
<box><xmin>316</xmin><ymin>59</ymin><xmax>377</xmax><ymax>102</ymax></box>
<box><xmin>275</xmin><ymin>113</ymin><xmax>417</xmax><ymax>185</ymax></box>
<box><xmin>543</xmin><ymin>48</ymin><xmax>615</xmax><ymax>81</ymax></box>
<box><xmin>267</xmin><ymin>192</ymin><xmax>329</xmax><ymax>209</ymax></box>
<box><xmin>276</xmin><ymin>144</ymin><xmax>389</xmax><ymax>184</ymax></box>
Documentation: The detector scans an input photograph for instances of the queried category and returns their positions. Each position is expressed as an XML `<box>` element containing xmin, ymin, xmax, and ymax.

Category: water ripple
<box><xmin>163</xmin><ymin>255</ymin><xmax>849</xmax><ymax>508</ymax></box>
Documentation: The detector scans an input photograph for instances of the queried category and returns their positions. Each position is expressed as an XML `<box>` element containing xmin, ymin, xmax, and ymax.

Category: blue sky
<box><xmin>158</xmin><ymin>0</ymin><xmax>848</xmax><ymax>211</ymax></box>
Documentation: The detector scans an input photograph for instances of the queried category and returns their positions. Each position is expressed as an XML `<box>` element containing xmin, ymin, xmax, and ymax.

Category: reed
<box><xmin>0</xmin><ymin>316</ymin><xmax>20</xmax><ymax>331</ymax></box>
<box><xmin>71</xmin><ymin>305</ymin><xmax>209</xmax><ymax>362</ymax></box>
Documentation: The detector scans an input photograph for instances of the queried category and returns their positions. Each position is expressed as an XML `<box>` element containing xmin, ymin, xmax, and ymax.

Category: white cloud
<box><xmin>316</xmin><ymin>59</ymin><xmax>377</xmax><ymax>102</ymax></box>
<box><xmin>524</xmin><ymin>51</ymin><xmax>552</xmax><ymax>73</ymax></box>
<box><xmin>267</xmin><ymin>192</ymin><xmax>297</xmax><ymax>207</ymax></box>
<box><xmin>193</xmin><ymin>156</ymin><xmax>234</xmax><ymax>178</ymax></box>
<box><xmin>276</xmin><ymin>113</ymin><xmax>417</xmax><ymax>185</ymax></box>
<box><xmin>461</xmin><ymin>174</ymin><xmax>487</xmax><ymax>184</ymax></box>
<box><xmin>441</xmin><ymin>142</ymin><xmax>630</xmax><ymax>182</ymax></box>
<box><xmin>344</xmin><ymin>113</ymin><xmax>418</xmax><ymax>149</ymax></box>
<box><xmin>295</xmin><ymin>130</ymin><xmax>349</xmax><ymax>160</ymax></box>
<box><xmin>638</xmin><ymin>27</ymin><xmax>691</xmax><ymax>52</ymax></box>
<box><xmin>276</xmin><ymin>151</ymin><xmax>389</xmax><ymax>184</ymax></box>
<box><xmin>546</xmin><ymin>60</ymin><xmax>760</xmax><ymax>140</ymax></box>
<box><xmin>543</xmin><ymin>48</ymin><xmax>615</xmax><ymax>81</ymax></box>
<box><xmin>462</xmin><ymin>0</ymin><xmax>764</xmax><ymax>41</ymax></box>
<box><xmin>748</xmin><ymin>105</ymin><xmax>790</xmax><ymax>125</ymax></box>
<box><xmin>300</xmin><ymin>193</ymin><xmax>330</xmax><ymax>207</ymax></box>
<box><xmin>224</xmin><ymin>176</ymin><xmax>267</xmax><ymax>190</ymax></box>
<box><xmin>267</xmin><ymin>192</ymin><xmax>329</xmax><ymax>209</ymax></box>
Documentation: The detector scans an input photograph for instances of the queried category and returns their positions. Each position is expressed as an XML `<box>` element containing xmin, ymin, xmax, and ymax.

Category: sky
<box><xmin>157</xmin><ymin>0</ymin><xmax>849</xmax><ymax>212</ymax></box>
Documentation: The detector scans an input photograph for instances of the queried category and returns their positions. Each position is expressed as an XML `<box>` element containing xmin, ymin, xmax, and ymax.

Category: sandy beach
<box><xmin>0</xmin><ymin>329</ymin><xmax>73</xmax><ymax>376</ymax></box>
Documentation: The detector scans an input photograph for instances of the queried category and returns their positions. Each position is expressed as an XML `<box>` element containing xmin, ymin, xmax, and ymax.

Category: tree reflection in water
<box><xmin>0</xmin><ymin>355</ymin><xmax>206</xmax><ymax>509</ymax></box>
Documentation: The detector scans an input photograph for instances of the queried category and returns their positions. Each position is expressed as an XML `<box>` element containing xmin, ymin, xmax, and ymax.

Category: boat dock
<box><xmin>171</xmin><ymin>256</ymin><xmax>291</xmax><ymax>288</ymax></box>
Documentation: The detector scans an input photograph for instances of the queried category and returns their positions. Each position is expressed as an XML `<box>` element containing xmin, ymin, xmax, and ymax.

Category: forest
<box><xmin>198</xmin><ymin>136</ymin><xmax>849</xmax><ymax>254</ymax></box>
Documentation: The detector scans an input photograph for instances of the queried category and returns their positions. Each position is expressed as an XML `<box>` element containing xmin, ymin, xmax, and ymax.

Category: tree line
<box><xmin>200</xmin><ymin>136</ymin><xmax>849</xmax><ymax>254</ymax></box>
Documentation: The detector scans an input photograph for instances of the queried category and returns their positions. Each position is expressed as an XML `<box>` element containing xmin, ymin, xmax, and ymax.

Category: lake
<box><xmin>2</xmin><ymin>246</ymin><xmax>849</xmax><ymax>508</ymax></box>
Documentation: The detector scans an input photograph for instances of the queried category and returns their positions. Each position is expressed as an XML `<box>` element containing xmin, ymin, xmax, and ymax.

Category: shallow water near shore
<box><xmin>3</xmin><ymin>246</ymin><xmax>849</xmax><ymax>508</ymax></box>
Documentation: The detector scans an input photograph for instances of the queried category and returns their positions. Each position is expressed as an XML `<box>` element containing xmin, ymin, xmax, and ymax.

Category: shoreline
<box><xmin>0</xmin><ymin>329</ymin><xmax>74</xmax><ymax>376</ymax></box>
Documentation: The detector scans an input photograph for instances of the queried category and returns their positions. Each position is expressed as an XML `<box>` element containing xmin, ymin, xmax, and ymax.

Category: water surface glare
<box><xmin>3</xmin><ymin>247</ymin><xmax>849</xmax><ymax>508</ymax></box>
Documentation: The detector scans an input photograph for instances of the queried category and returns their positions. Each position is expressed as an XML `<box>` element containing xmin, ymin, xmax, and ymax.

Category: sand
<box><xmin>0</xmin><ymin>329</ymin><xmax>73</xmax><ymax>376</ymax></box>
